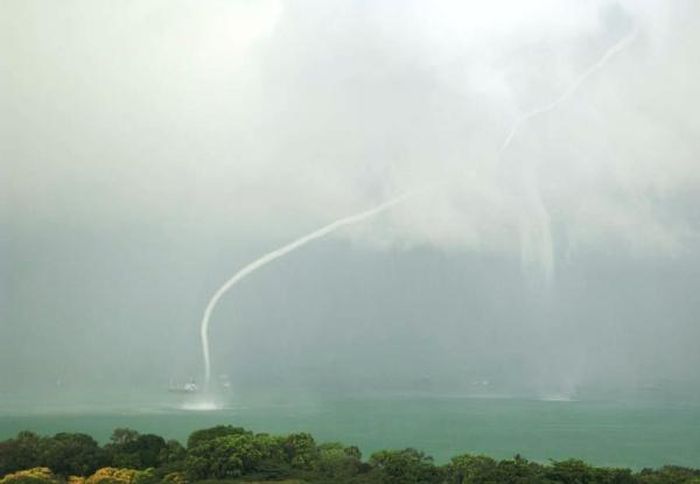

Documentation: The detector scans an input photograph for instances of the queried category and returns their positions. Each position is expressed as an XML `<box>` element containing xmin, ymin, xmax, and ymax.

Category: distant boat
<box><xmin>168</xmin><ymin>378</ymin><xmax>199</xmax><ymax>394</ymax></box>
<box><xmin>218</xmin><ymin>374</ymin><xmax>232</xmax><ymax>391</ymax></box>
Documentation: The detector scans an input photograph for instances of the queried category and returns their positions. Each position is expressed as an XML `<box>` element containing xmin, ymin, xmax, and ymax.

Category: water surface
<box><xmin>1</xmin><ymin>395</ymin><xmax>698</xmax><ymax>469</ymax></box>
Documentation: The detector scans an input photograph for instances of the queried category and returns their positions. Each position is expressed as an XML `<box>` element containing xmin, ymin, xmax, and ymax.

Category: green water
<box><xmin>1</xmin><ymin>397</ymin><xmax>699</xmax><ymax>469</ymax></box>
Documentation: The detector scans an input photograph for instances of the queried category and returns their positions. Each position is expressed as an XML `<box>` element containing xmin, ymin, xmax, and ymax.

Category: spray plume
<box><xmin>198</xmin><ymin>27</ymin><xmax>638</xmax><ymax>390</ymax></box>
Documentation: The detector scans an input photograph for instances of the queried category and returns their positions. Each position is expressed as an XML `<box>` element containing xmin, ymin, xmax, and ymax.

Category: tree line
<box><xmin>1</xmin><ymin>425</ymin><xmax>699</xmax><ymax>483</ymax></box>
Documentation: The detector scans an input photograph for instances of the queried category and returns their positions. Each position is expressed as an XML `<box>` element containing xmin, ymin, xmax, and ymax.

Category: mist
<box><xmin>2</xmin><ymin>0</ymin><xmax>699</xmax><ymax>406</ymax></box>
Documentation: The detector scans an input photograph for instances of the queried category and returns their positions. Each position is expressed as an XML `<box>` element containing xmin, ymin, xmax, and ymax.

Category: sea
<box><xmin>1</xmin><ymin>391</ymin><xmax>699</xmax><ymax>470</ymax></box>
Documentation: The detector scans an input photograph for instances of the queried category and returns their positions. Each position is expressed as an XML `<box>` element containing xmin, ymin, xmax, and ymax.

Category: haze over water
<box><xmin>2</xmin><ymin>0</ymin><xmax>700</xmax><ymax>471</ymax></box>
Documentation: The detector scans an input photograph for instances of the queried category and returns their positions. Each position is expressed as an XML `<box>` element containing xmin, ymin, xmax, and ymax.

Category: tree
<box><xmin>42</xmin><ymin>433</ymin><xmax>105</xmax><ymax>477</ymax></box>
<box><xmin>108</xmin><ymin>429</ymin><xmax>139</xmax><ymax>447</ymax></box>
<box><xmin>369</xmin><ymin>448</ymin><xmax>443</xmax><ymax>484</ymax></box>
<box><xmin>0</xmin><ymin>432</ymin><xmax>43</xmax><ymax>476</ymax></box>
<box><xmin>184</xmin><ymin>433</ymin><xmax>284</xmax><ymax>480</ymax></box>
<box><xmin>104</xmin><ymin>429</ymin><xmax>140</xmax><ymax>468</ymax></box>
<box><xmin>282</xmin><ymin>433</ymin><xmax>318</xmax><ymax>470</ymax></box>
<box><xmin>155</xmin><ymin>440</ymin><xmax>186</xmax><ymax>476</ymax></box>
<box><xmin>637</xmin><ymin>465</ymin><xmax>700</xmax><ymax>484</ymax></box>
<box><xmin>315</xmin><ymin>442</ymin><xmax>363</xmax><ymax>480</ymax></box>
<box><xmin>495</xmin><ymin>454</ymin><xmax>546</xmax><ymax>483</ymax></box>
<box><xmin>447</xmin><ymin>453</ymin><xmax>500</xmax><ymax>483</ymax></box>
<box><xmin>545</xmin><ymin>458</ymin><xmax>598</xmax><ymax>483</ymax></box>
<box><xmin>104</xmin><ymin>430</ymin><xmax>165</xmax><ymax>470</ymax></box>
<box><xmin>185</xmin><ymin>425</ymin><xmax>250</xmax><ymax>450</ymax></box>
<box><xmin>130</xmin><ymin>435</ymin><xmax>166</xmax><ymax>469</ymax></box>
<box><xmin>594</xmin><ymin>466</ymin><xmax>636</xmax><ymax>484</ymax></box>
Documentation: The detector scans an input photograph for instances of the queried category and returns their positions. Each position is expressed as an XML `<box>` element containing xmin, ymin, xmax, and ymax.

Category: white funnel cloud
<box><xmin>200</xmin><ymin>191</ymin><xmax>414</xmax><ymax>387</ymax></box>
<box><xmin>498</xmin><ymin>27</ymin><xmax>639</xmax><ymax>156</ymax></box>
<box><xmin>501</xmin><ymin>27</ymin><xmax>638</xmax><ymax>285</ymax></box>
<box><xmin>198</xmin><ymin>24</ymin><xmax>638</xmax><ymax>388</ymax></box>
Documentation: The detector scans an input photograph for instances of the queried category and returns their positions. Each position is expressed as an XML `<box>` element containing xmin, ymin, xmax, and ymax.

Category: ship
<box><xmin>168</xmin><ymin>378</ymin><xmax>199</xmax><ymax>394</ymax></box>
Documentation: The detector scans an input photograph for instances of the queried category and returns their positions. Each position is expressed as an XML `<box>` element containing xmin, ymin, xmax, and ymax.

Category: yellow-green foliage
<box><xmin>84</xmin><ymin>468</ymin><xmax>135</xmax><ymax>484</ymax></box>
<box><xmin>160</xmin><ymin>473</ymin><xmax>187</xmax><ymax>484</ymax></box>
<box><xmin>0</xmin><ymin>467</ymin><xmax>62</xmax><ymax>484</ymax></box>
<box><xmin>83</xmin><ymin>468</ymin><xmax>154</xmax><ymax>484</ymax></box>
<box><xmin>66</xmin><ymin>477</ymin><xmax>85</xmax><ymax>484</ymax></box>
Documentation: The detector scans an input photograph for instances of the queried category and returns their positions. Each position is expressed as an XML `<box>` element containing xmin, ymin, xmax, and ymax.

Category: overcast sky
<box><xmin>1</xmin><ymin>0</ymin><xmax>699</xmax><ymax>403</ymax></box>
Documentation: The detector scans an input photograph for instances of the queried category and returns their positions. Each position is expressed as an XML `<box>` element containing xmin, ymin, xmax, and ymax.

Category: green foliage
<box><xmin>153</xmin><ymin>440</ymin><xmax>187</xmax><ymax>478</ymax></box>
<box><xmin>637</xmin><ymin>465</ymin><xmax>700</xmax><ymax>483</ymax></box>
<box><xmin>160</xmin><ymin>472</ymin><xmax>187</xmax><ymax>484</ymax></box>
<box><xmin>545</xmin><ymin>458</ymin><xmax>598</xmax><ymax>483</ymax></box>
<box><xmin>495</xmin><ymin>454</ymin><xmax>547</xmax><ymax>483</ymax></box>
<box><xmin>184</xmin><ymin>433</ymin><xmax>285</xmax><ymax>480</ymax></box>
<box><xmin>3</xmin><ymin>425</ymin><xmax>700</xmax><ymax>483</ymax></box>
<box><xmin>593</xmin><ymin>466</ymin><xmax>636</xmax><ymax>484</ymax></box>
<box><xmin>0</xmin><ymin>432</ymin><xmax>105</xmax><ymax>478</ymax></box>
<box><xmin>370</xmin><ymin>448</ymin><xmax>444</xmax><ymax>483</ymax></box>
<box><xmin>104</xmin><ymin>430</ymin><xmax>166</xmax><ymax>471</ymax></box>
<box><xmin>158</xmin><ymin>440</ymin><xmax>186</xmax><ymax>467</ymax></box>
<box><xmin>314</xmin><ymin>442</ymin><xmax>363</xmax><ymax>480</ymax></box>
<box><xmin>447</xmin><ymin>453</ymin><xmax>500</xmax><ymax>483</ymax></box>
<box><xmin>0</xmin><ymin>432</ymin><xmax>44</xmax><ymax>476</ymax></box>
<box><xmin>282</xmin><ymin>433</ymin><xmax>318</xmax><ymax>470</ymax></box>
<box><xmin>186</xmin><ymin>426</ymin><xmax>250</xmax><ymax>451</ymax></box>
<box><xmin>446</xmin><ymin>453</ymin><xmax>548</xmax><ymax>483</ymax></box>
<box><xmin>108</xmin><ymin>431</ymin><xmax>138</xmax><ymax>447</ymax></box>
<box><xmin>42</xmin><ymin>433</ymin><xmax>105</xmax><ymax>477</ymax></box>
